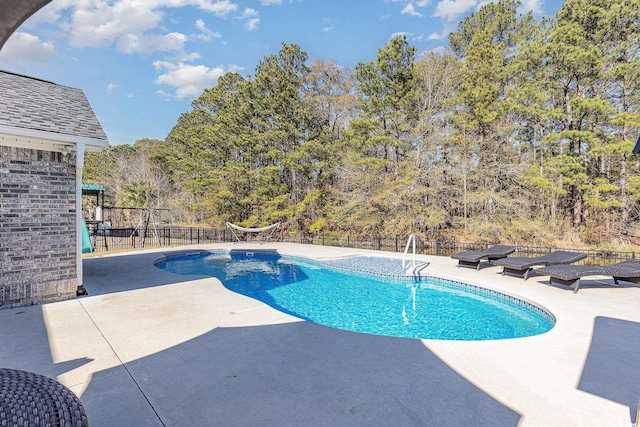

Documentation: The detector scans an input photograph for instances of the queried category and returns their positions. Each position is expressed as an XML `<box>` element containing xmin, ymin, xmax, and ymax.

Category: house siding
<box><xmin>0</xmin><ymin>146</ymin><xmax>78</xmax><ymax>308</ymax></box>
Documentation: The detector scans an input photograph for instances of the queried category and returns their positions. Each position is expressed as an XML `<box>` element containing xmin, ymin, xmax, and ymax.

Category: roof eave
<box><xmin>0</xmin><ymin>124</ymin><xmax>110</xmax><ymax>153</ymax></box>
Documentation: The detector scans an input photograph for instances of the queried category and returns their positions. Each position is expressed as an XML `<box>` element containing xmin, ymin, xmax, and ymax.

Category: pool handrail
<box><xmin>403</xmin><ymin>234</ymin><xmax>416</xmax><ymax>271</ymax></box>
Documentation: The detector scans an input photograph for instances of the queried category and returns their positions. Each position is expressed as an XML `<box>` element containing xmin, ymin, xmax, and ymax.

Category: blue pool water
<box><xmin>156</xmin><ymin>250</ymin><xmax>554</xmax><ymax>340</ymax></box>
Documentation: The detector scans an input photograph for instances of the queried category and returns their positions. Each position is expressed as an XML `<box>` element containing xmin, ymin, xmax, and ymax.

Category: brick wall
<box><xmin>0</xmin><ymin>146</ymin><xmax>78</xmax><ymax>308</ymax></box>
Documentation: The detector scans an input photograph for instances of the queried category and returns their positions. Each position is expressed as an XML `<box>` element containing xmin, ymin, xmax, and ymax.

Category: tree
<box><xmin>448</xmin><ymin>0</ymin><xmax>538</xmax><ymax>231</ymax></box>
<box><xmin>542</xmin><ymin>0</ymin><xmax>612</xmax><ymax>227</ymax></box>
<box><xmin>599</xmin><ymin>0</ymin><xmax>640</xmax><ymax>238</ymax></box>
<box><xmin>353</xmin><ymin>35</ymin><xmax>417</xmax><ymax>173</ymax></box>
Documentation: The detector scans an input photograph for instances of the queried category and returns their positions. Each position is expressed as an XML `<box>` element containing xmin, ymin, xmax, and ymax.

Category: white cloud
<box><xmin>0</xmin><ymin>32</ymin><xmax>55</xmax><ymax>72</ymax></box>
<box><xmin>429</xmin><ymin>21</ymin><xmax>459</xmax><ymax>41</ymax></box>
<box><xmin>321</xmin><ymin>18</ymin><xmax>333</xmax><ymax>32</ymax></box>
<box><xmin>402</xmin><ymin>3</ymin><xmax>424</xmax><ymax>17</ymax></box>
<box><xmin>240</xmin><ymin>8</ymin><xmax>260</xmax><ymax>31</ymax></box>
<box><xmin>195</xmin><ymin>0</ymin><xmax>239</xmax><ymax>17</ymax></box>
<box><xmin>195</xmin><ymin>19</ymin><xmax>222</xmax><ymax>41</ymax></box>
<box><xmin>68</xmin><ymin>3</ymin><xmax>163</xmax><ymax>49</ymax></box>
<box><xmin>418</xmin><ymin>45</ymin><xmax>448</xmax><ymax>59</ymax></box>
<box><xmin>387</xmin><ymin>0</ymin><xmax>430</xmax><ymax>18</ymax></box>
<box><xmin>24</xmin><ymin>0</ymin><xmax>77</xmax><ymax>26</ymax></box>
<box><xmin>434</xmin><ymin>0</ymin><xmax>477</xmax><ymax>21</ymax></box>
<box><xmin>241</xmin><ymin>8</ymin><xmax>259</xmax><ymax>20</ymax></box>
<box><xmin>244</xmin><ymin>18</ymin><xmax>260</xmax><ymax>31</ymax></box>
<box><xmin>176</xmin><ymin>51</ymin><xmax>202</xmax><ymax>61</ymax></box>
<box><xmin>195</xmin><ymin>18</ymin><xmax>208</xmax><ymax>32</ymax></box>
<box><xmin>391</xmin><ymin>31</ymin><xmax>411</xmax><ymax>39</ymax></box>
<box><xmin>117</xmin><ymin>32</ymin><xmax>187</xmax><ymax>54</ymax></box>
<box><xmin>518</xmin><ymin>0</ymin><xmax>543</xmax><ymax>15</ymax></box>
<box><xmin>155</xmin><ymin>89</ymin><xmax>172</xmax><ymax>100</ymax></box>
<box><xmin>153</xmin><ymin>60</ymin><xmax>230</xmax><ymax>98</ymax></box>
<box><xmin>44</xmin><ymin>0</ymin><xmax>239</xmax><ymax>55</ymax></box>
<box><xmin>107</xmin><ymin>83</ymin><xmax>121</xmax><ymax>93</ymax></box>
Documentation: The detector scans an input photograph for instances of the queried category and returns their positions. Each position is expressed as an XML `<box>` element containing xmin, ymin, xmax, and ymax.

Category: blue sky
<box><xmin>0</xmin><ymin>0</ymin><xmax>564</xmax><ymax>146</ymax></box>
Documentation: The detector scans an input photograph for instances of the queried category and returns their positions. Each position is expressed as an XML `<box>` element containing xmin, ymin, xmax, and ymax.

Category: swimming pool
<box><xmin>156</xmin><ymin>250</ymin><xmax>555</xmax><ymax>340</ymax></box>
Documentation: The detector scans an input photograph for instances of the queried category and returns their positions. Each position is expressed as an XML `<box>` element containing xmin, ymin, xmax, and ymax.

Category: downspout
<box><xmin>75</xmin><ymin>143</ymin><xmax>85</xmax><ymax>292</ymax></box>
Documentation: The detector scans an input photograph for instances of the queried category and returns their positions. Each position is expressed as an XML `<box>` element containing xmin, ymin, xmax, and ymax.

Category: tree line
<box><xmin>83</xmin><ymin>0</ymin><xmax>640</xmax><ymax>248</ymax></box>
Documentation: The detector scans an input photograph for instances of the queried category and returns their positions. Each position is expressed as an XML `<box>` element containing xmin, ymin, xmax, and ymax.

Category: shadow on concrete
<box><xmin>578</xmin><ymin>316</ymin><xmax>640</xmax><ymax>423</ymax></box>
<box><xmin>530</xmin><ymin>277</ymin><xmax>639</xmax><ymax>293</ymax></box>
<box><xmin>0</xmin><ymin>306</ymin><xmax>92</xmax><ymax>378</ymax></box>
<box><xmin>564</xmin><ymin>279</ymin><xmax>639</xmax><ymax>292</ymax></box>
<box><xmin>83</xmin><ymin>249</ymin><xmax>312</xmax><ymax>298</ymax></box>
<box><xmin>83</xmin><ymin>250</ymin><xmax>218</xmax><ymax>296</ymax></box>
<box><xmin>81</xmin><ymin>321</ymin><xmax>521</xmax><ymax>427</ymax></box>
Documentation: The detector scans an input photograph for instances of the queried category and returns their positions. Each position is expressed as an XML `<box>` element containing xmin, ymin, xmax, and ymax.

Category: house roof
<box><xmin>0</xmin><ymin>70</ymin><xmax>109</xmax><ymax>152</ymax></box>
<box><xmin>0</xmin><ymin>70</ymin><xmax>108</xmax><ymax>141</ymax></box>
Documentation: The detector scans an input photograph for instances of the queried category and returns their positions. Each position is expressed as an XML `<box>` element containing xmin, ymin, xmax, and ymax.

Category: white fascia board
<box><xmin>0</xmin><ymin>124</ymin><xmax>110</xmax><ymax>153</ymax></box>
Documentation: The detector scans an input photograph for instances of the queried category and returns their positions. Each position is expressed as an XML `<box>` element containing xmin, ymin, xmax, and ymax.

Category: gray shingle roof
<box><xmin>0</xmin><ymin>70</ymin><xmax>108</xmax><ymax>142</ymax></box>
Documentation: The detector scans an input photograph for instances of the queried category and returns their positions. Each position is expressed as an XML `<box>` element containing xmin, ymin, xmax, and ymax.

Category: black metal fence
<box><xmin>88</xmin><ymin>226</ymin><xmax>636</xmax><ymax>265</ymax></box>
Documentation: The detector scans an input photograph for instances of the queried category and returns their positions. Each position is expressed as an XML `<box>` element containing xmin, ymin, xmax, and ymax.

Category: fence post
<box><xmin>377</xmin><ymin>237</ymin><xmax>381</xmax><ymax>251</ymax></box>
<box><xmin>633</xmin><ymin>251</ymin><xmax>636</xmax><ymax>260</ymax></box>
<box><xmin>322</xmin><ymin>233</ymin><xmax>325</xmax><ymax>246</ymax></box>
<box><xmin>395</xmin><ymin>238</ymin><xmax>398</xmax><ymax>253</ymax></box>
<box><xmin>347</xmin><ymin>236</ymin><xmax>350</xmax><ymax>248</ymax></box>
<box><xmin>436</xmin><ymin>240</ymin><xmax>439</xmax><ymax>256</ymax></box>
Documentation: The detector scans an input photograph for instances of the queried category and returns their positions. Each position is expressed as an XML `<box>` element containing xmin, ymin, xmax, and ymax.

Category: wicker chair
<box><xmin>494</xmin><ymin>251</ymin><xmax>587</xmax><ymax>280</ymax></box>
<box><xmin>536</xmin><ymin>259</ymin><xmax>640</xmax><ymax>293</ymax></box>
<box><xmin>451</xmin><ymin>245</ymin><xmax>516</xmax><ymax>270</ymax></box>
<box><xmin>0</xmin><ymin>368</ymin><xmax>88</xmax><ymax>426</ymax></box>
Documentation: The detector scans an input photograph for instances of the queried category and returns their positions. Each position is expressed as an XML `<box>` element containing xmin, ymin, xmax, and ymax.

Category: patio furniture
<box><xmin>226</xmin><ymin>221</ymin><xmax>281</xmax><ymax>243</ymax></box>
<box><xmin>536</xmin><ymin>259</ymin><xmax>640</xmax><ymax>293</ymax></box>
<box><xmin>0</xmin><ymin>368</ymin><xmax>88</xmax><ymax>426</ymax></box>
<box><xmin>494</xmin><ymin>250</ymin><xmax>587</xmax><ymax>280</ymax></box>
<box><xmin>451</xmin><ymin>245</ymin><xmax>516</xmax><ymax>270</ymax></box>
<box><xmin>605</xmin><ymin>259</ymin><xmax>640</xmax><ymax>285</ymax></box>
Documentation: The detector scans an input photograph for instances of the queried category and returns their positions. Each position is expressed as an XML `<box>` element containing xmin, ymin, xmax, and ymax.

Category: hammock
<box><xmin>225</xmin><ymin>221</ymin><xmax>281</xmax><ymax>243</ymax></box>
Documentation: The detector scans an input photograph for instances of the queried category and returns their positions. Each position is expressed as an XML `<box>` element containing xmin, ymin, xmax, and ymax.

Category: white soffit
<box><xmin>0</xmin><ymin>124</ymin><xmax>110</xmax><ymax>153</ymax></box>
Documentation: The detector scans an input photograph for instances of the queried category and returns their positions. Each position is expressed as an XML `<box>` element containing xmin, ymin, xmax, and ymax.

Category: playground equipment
<box><xmin>81</xmin><ymin>183</ymin><xmax>168</xmax><ymax>251</ymax></box>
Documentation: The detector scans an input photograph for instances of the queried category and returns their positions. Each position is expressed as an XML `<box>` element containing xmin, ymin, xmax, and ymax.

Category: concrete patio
<box><xmin>1</xmin><ymin>243</ymin><xmax>639</xmax><ymax>426</ymax></box>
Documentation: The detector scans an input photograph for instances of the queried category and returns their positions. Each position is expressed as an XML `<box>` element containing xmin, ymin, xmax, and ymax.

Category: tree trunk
<box><xmin>463</xmin><ymin>173</ymin><xmax>468</xmax><ymax>232</ymax></box>
<box><xmin>620</xmin><ymin>151</ymin><xmax>629</xmax><ymax>237</ymax></box>
<box><xmin>573</xmin><ymin>184</ymin><xmax>582</xmax><ymax>227</ymax></box>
